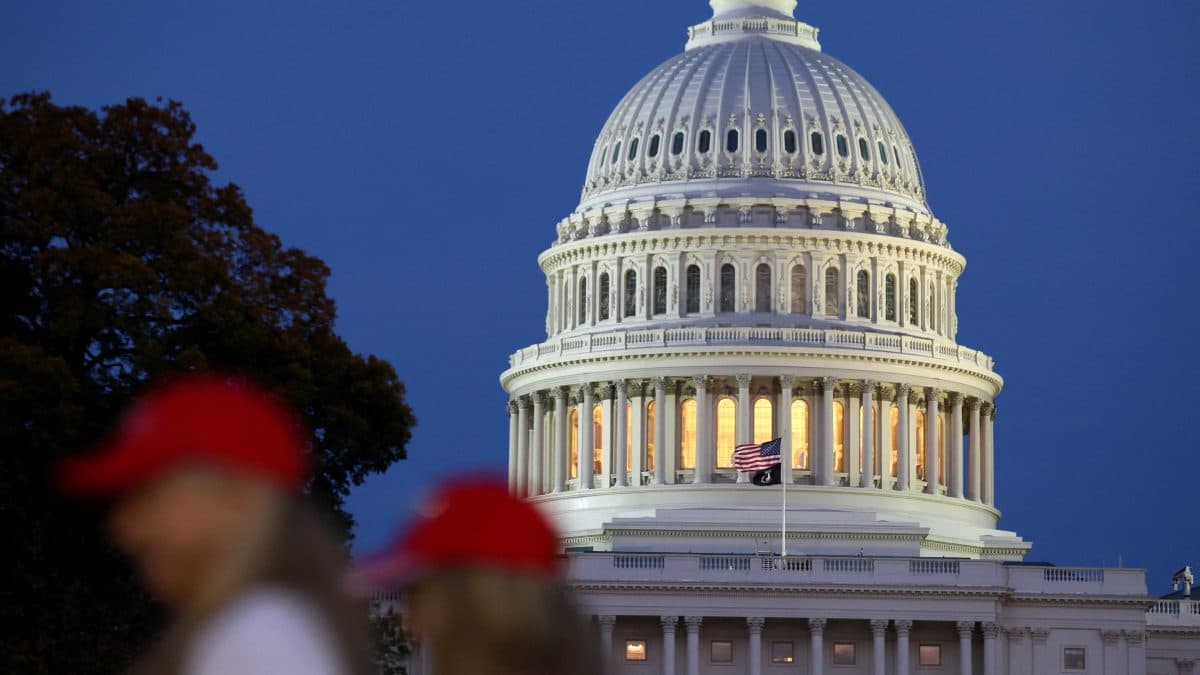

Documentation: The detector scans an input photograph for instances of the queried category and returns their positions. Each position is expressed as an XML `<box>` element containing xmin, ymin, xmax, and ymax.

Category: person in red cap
<box><xmin>356</xmin><ymin>477</ymin><xmax>601</xmax><ymax>675</ymax></box>
<box><xmin>59</xmin><ymin>372</ymin><xmax>372</xmax><ymax>675</ymax></box>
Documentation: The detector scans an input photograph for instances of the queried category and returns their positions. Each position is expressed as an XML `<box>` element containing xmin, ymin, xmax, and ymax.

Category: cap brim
<box><xmin>56</xmin><ymin>441</ymin><xmax>159</xmax><ymax>497</ymax></box>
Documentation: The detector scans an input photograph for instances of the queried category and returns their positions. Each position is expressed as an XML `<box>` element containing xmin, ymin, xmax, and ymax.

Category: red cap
<box><xmin>58</xmin><ymin>373</ymin><xmax>309</xmax><ymax>496</ymax></box>
<box><xmin>355</xmin><ymin>477</ymin><xmax>561</xmax><ymax>588</ymax></box>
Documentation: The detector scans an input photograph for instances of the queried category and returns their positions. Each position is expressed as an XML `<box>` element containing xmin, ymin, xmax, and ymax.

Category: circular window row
<box><xmin>601</xmin><ymin>129</ymin><xmax>904</xmax><ymax>170</ymax></box>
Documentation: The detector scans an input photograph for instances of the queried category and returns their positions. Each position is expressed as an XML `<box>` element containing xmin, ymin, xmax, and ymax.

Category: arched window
<box><xmin>598</xmin><ymin>273</ymin><xmax>610</xmax><ymax>321</ymax></box>
<box><xmin>716</xmin><ymin>398</ymin><xmax>736</xmax><ymax>468</ymax></box>
<box><xmin>753</xmin><ymin>398</ymin><xmax>773</xmax><ymax>444</ymax></box>
<box><xmin>791</xmin><ymin>399</ymin><xmax>809</xmax><ymax>470</ymax></box>
<box><xmin>810</xmin><ymin>131</ymin><xmax>824</xmax><ymax>155</ymax></box>
<box><xmin>646</xmin><ymin>401</ymin><xmax>657</xmax><ymax>472</ymax></box>
<box><xmin>726</xmin><ymin>129</ymin><xmax>739</xmax><ymax>153</ymax></box>
<box><xmin>672</xmin><ymin>131</ymin><xmax>686</xmax><ymax>156</ymax></box>
<box><xmin>719</xmin><ymin>263</ymin><xmax>736</xmax><ymax>313</ymax></box>
<box><xmin>836</xmin><ymin>134</ymin><xmax>849</xmax><ymax>158</ymax></box>
<box><xmin>878</xmin><ymin>141</ymin><xmax>888</xmax><ymax>165</ymax></box>
<box><xmin>627</xmin><ymin>138</ymin><xmax>640</xmax><ymax>161</ymax></box>
<box><xmin>884</xmin><ymin>274</ymin><xmax>897</xmax><ymax>321</ymax></box>
<box><xmin>824</xmin><ymin>267</ymin><xmax>840</xmax><ymax>316</ymax></box>
<box><xmin>834</xmin><ymin>400</ymin><xmax>846</xmax><ymax>473</ymax></box>
<box><xmin>569</xmin><ymin>409</ymin><xmax>579</xmax><ymax>479</ymax></box>
<box><xmin>915</xmin><ymin>410</ymin><xmax>926</xmax><ymax>481</ymax></box>
<box><xmin>648</xmin><ymin>134</ymin><xmax>660</xmax><ymax>158</ymax></box>
<box><xmin>653</xmin><ymin>266</ymin><xmax>667</xmax><ymax>315</ymax></box>
<box><xmin>611</xmin><ymin>142</ymin><xmax>622</xmax><ymax>165</ymax></box>
<box><xmin>908</xmin><ymin>278</ymin><xmax>919</xmax><ymax>324</ymax></box>
<box><xmin>625</xmin><ymin>401</ymin><xmax>633</xmax><ymax>475</ymax></box>
<box><xmin>623</xmin><ymin>269</ymin><xmax>637</xmax><ymax>318</ymax></box>
<box><xmin>755</xmin><ymin>128</ymin><xmax>768</xmax><ymax>153</ymax></box>
<box><xmin>888</xmin><ymin>404</ymin><xmax>898</xmax><ymax>477</ymax></box>
<box><xmin>680</xmin><ymin>399</ymin><xmax>697</xmax><ymax>469</ymax></box>
<box><xmin>937</xmin><ymin>412</ymin><xmax>946</xmax><ymax>486</ymax></box>
<box><xmin>755</xmin><ymin>263</ymin><xmax>772</xmax><ymax>313</ymax></box>
<box><xmin>698</xmin><ymin>130</ymin><xmax>712</xmax><ymax>154</ymax></box>
<box><xmin>685</xmin><ymin>264</ymin><xmax>701</xmax><ymax>314</ymax></box>
<box><xmin>592</xmin><ymin>405</ymin><xmax>604</xmax><ymax>477</ymax></box>
<box><xmin>578</xmin><ymin>278</ymin><xmax>587</xmax><ymax>325</ymax></box>
<box><xmin>784</xmin><ymin>129</ymin><xmax>798</xmax><ymax>154</ymax></box>
<box><xmin>858</xmin><ymin>138</ymin><xmax>870</xmax><ymax>161</ymax></box>
<box><xmin>856</xmin><ymin>270</ymin><xmax>870</xmax><ymax>318</ymax></box>
<box><xmin>791</xmin><ymin>265</ymin><xmax>807</xmax><ymax>314</ymax></box>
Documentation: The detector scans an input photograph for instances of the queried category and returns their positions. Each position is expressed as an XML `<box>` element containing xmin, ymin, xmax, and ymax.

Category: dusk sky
<box><xmin>4</xmin><ymin>0</ymin><xmax>1197</xmax><ymax>590</ymax></box>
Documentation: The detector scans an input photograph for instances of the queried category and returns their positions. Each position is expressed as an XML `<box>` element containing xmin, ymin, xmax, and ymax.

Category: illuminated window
<box><xmin>755</xmin><ymin>264</ymin><xmax>771</xmax><ymax>313</ymax></box>
<box><xmin>625</xmin><ymin>640</ymin><xmax>647</xmax><ymax>662</ymax></box>
<box><xmin>1063</xmin><ymin>647</ymin><xmax>1086</xmax><ymax>671</ymax></box>
<box><xmin>909</xmin><ymin>278</ymin><xmax>919</xmax><ymax>324</ymax></box>
<box><xmin>755</xmin><ymin>128</ymin><xmax>768</xmax><ymax>153</ymax></box>
<box><xmin>578</xmin><ymin>278</ymin><xmax>587</xmax><ymax>325</ymax></box>
<box><xmin>719</xmin><ymin>264</ymin><xmax>736</xmax><ymax>313</ymax></box>
<box><xmin>771</xmin><ymin>641</ymin><xmax>794</xmax><ymax>664</ymax></box>
<box><xmin>791</xmin><ymin>265</ymin><xmax>807</xmax><ymax>314</ymax></box>
<box><xmin>889</xmin><ymin>404</ymin><xmax>899</xmax><ymax>477</ymax></box>
<box><xmin>833</xmin><ymin>642</ymin><xmax>856</xmax><ymax>666</ymax></box>
<box><xmin>716</xmin><ymin>398</ymin><xmax>736</xmax><ymax>468</ymax></box>
<box><xmin>791</xmin><ymin>399</ymin><xmax>809</xmax><ymax>470</ymax></box>
<box><xmin>824</xmin><ymin>267</ymin><xmax>840</xmax><ymax>316</ymax></box>
<box><xmin>834</xmin><ymin>400</ymin><xmax>846</xmax><ymax>473</ymax></box>
<box><xmin>592</xmin><ymin>405</ymin><xmax>604</xmax><ymax>476</ymax></box>
<box><xmin>646</xmin><ymin>401</ymin><xmax>656</xmax><ymax>471</ymax></box>
<box><xmin>710</xmin><ymin>641</ymin><xmax>733</xmax><ymax>663</ymax></box>
<box><xmin>680</xmin><ymin>399</ymin><xmax>697</xmax><ymax>469</ymax></box>
<box><xmin>569</xmin><ymin>409</ymin><xmax>579</xmax><ymax>479</ymax></box>
<box><xmin>915</xmin><ymin>410</ymin><xmax>926</xmax><ymax>481</ymax></box>
<box><xmin>753</xmin><ymin>398</ymin><xmax>773</xmax><ymax>444</ymax></box>
<box><xmin>624</xmin><ymin>269</ymin><xmax>637</xmax><ymax>318</ymax></box>
<box><xmin>918</xmin><ymin>644</ymin><xmax>941</xmax><ymax>666</ymax></box>
<box><xmin>685</xmin><ymin>265</ymin><xmax>701</xmax><ymax>314</ymax></box>
<box><xmin>625</xmin><ymin>401</ymin><xmax>633</xmax><ymax>472</ymax></box>
<box><xmin>653</xmin><ymin>266</ymin><xmax>667</xmax><ymax>315</ymax></box>
<box><xmin>856</xmin><ymin>270</ymin><xmax>870</xmax><ymax>318</ymax></box>
<box><xmin>598</xmin><ymin>273</ymin><xmax>610</xmax><ymax>321</ymax></box>
<box><xmin>884</xmin><ymin>274</ymin><xmax>897</xmax><ymax>321</ymax></box>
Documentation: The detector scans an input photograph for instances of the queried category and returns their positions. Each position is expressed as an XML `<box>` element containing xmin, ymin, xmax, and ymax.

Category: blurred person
<box><xmin>58</xmin><ymin>373</ymin><xmax>372</xmax><ymax>675</ymax></box>
<box><xmin>355</xmin><ymin>478</ymin><xmax>602</xmax><ymax>675</ymax></box>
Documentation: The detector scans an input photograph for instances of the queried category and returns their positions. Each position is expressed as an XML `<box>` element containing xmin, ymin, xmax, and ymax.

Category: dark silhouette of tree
<box><xmin>0</xmin><ymin>92</ymin><xmax>416</xmax><ymax>673</ymax></box>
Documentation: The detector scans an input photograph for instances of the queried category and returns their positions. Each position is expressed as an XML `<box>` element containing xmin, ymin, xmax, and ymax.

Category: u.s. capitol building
<box><xmin>486</xmin><ymin>1</ymin><xmax>1198</xmax><ymax>673</ymax></box>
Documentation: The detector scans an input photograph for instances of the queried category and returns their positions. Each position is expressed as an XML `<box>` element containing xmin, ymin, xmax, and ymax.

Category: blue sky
<box><xmin>4</xmin><ymin>0</ymin><xmax>1198</xmax><ymax>591</ymax></box>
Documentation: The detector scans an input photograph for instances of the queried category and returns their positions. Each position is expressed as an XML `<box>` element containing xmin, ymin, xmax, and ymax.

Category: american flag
<box><xmin>732</xmin><ymin>438</ymin><xmax>782</xmax><ymax>472</ymax></box>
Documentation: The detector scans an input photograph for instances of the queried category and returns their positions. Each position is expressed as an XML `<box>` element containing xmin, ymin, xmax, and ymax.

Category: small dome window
<box><xmin>648</xmin><ymin>134</ymin><xmax>661</xmax><ymax>158</ymax></box>
<box><xmin>858</xmin><ymin>138</ymin><xmax>870</xmax><ymax>161</ymax></box>
<box><xmin>784</xmin><ymin>130</ymin><xmax>798</xmax><ymax>154</ymax></box>
<box><xmin>755</xmin><ymin>129</ymin><xmax>768</xmax><ymax>153</ymax></box>
<box><xmin>627</xmin><ymin>138</ymin><xmax>640</xmax><ymax>161</ymax></box>
<box><xmin>598</xmin><ymin>145</ymin><xmax>608</xmax><ymax>167</ymax></box>
<box><xmin>672</xmin><ymin>132</ymin><xmax>686</xmax><ymax>156</ymax></box>
<box><xmin>611</xmin><ymin>142</ymin><xmax>622</xmax><ymax>165</ymax></box>
<box><xmin>836</xmin><ymin>134</ymin><xmax>849</xmax><ymax>158</ymax></box>
<box><xmin>878</xmin><ymin>141</ymin><xmax>888</xmax><ymax>165</ymax></box>
<box><xmin>698</xmin><ymin>130</ymin><xmax>712</xmax><ymax>154</ymax></box>
<box><xmin>893</xmin><ymin>145</ymin><xmax>902</xmax><ymax>168</ymax></box>
<box><xmin>726</xmin><ymin>129</ymin><xmax>739</xmax><ymax>153</ymax></box>
<box><xmin>809</xmin><ymin>131</ymin><xmax>823</xmax><ymax>155</ymax></box>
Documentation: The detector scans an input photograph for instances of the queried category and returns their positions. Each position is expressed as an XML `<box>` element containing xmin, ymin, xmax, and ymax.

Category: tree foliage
<box><xmin>0</xmin><ymin>92</ymin><xmax>416</xmax><ymax>673</ymax></box>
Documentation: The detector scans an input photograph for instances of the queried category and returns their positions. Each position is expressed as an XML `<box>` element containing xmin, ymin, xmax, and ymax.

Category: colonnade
<box><xmin>507</xmin><ymin>375</ymin><xmax>996</xmax><ymax>507</ymax></box>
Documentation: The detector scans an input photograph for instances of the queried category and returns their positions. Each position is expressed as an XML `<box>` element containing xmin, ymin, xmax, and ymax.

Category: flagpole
<box><xmin>781</xmin><ymin>465</ymin><xmax>787</xmax><ymax>557</ymax></box>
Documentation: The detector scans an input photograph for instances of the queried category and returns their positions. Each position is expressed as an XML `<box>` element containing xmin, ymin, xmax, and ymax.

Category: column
<box><xmin>819</xmin><ymin>377</ymin><xmax>836</xmax><ymax>486</ymax></box>
<box><xmin>516</xmin><ymin>397</ymin><xmax>530</xmax><ymax>496</ymax></box>
<box><xmin>860</xmin><ymin>382</ymin><xmax>876</xmax><ymax>488</ymax></box>
<box><xmin>579</xmin><ymin>384</ymin><xmax>594</xmax><ymax>490</ymax></box>
<box><xmin>847</xmin><ymin>383</ymin><xmax>861</xmax><ymax>486</ymax></box>
<box><xmin>968</xmin><ymin>399</ymin><xmax>982</xmax><ymax>501</ymax></box>
<box><xmin>531</xmin><ymin>392</ymin><xmax>546</xmax><ymax>496</ymax></box>
<box><xmin>552</xmin><ymin>387</ymin><xmax>568</xmax><ymax>493</ymax></box>
<box><xmin>924</xmin><ymin>389</ymin><xmax>938</xmax><ymax>494</ymax></box>
<box><xmin>1007</xmin><ymin>628</ymin><xmax>1028</xmax><ymax>674</ymax></box>
<box><xmin>507</xmin><ymin>401</ymin><xmax>519</xmax><ymax>494</ymax></box>
<box><xmin>982</xmin><ymin>623</ymin><xmax>1000</xmax><ymax>675</ymax></box>
<box><xmin>949</xmin><ymin>393</ymin><xmax>964</xmax><ymax>498</ymax></box>
<box><xmin>894</xmin><ymin>619</ymin><xmax>911</xmax><ymax>675</ymax></box>
<box><xmin>1125</xmin><ymin>630</ymin><xmax>1146</xmax><ymax>675</ymax></box>
<box><xmin>983</xmin><ymin>404</ymin><xmax>996</xmax><ymax>506</ymax></box>
<box><xmin>957</xmin><ymin>621</ymin><xmax>974</xmax><ymax>675</ymax></box>
<box><xmin>598</xmin><ymin>615</ymin><xmax>616</xmax><ymax>669</ymax></box>
<box><xmin>747</xmin><ymin>617</ymin><xmax>764</xmax><ymax>675</ymax></box>
<box><xmin>869</xmin><ymin>619</ymin><xmax>888</xmax><ymax>675</ymax></box>
<box><xmin>692</xmin><ymin>377</ymin><xmax>711</xmax><ymax>484</ymax></box>
<box><xmin>631</xmin><ymin>381</ymin><xmax>646</xmax><ymax>486</ymax></box>
<box><xmin>736</xmin><ymin>374</ymin><xmax>752</xmax><ymax>483</ymax></box>
<box><xmin>809</xmin><ymin>618</ymin><xmax>826</xmax><ymax>675</ymax></box>
<box><xmin>896</xmin><ymin>385</ymin><xmax>911</xmax><ymax>491</ymax></box>
<box><xmin>685</xmin><ymin>616</ymin><xmax>702</xmax><ymax>675</ymax></box>
<box><xmin>653</xmin><ymin>377</ymin><xmax>667</xmax><ymax>485</ymax></box>
<box><xmin>780</xmin><ymin>376</ymin><xmax>795</xmax><ymax>484</ymax></box>
<box><xmin>1100</xmin><ymin>630</ymin><xmax>1120</xmax><ymax>675</ymax></box>
<box><xmin>600</xmin><ymin>384</ymin><xmax>614</xmax><ymax>487</ymax></box>
<box><xmin>879</xmin><ymin>387</ymin><xmax>894</xmax><ymax>490</ymax></box>
<box><xmin>661</xmin><ymin>616</ymin><xmax>678</xmax><ymax>675</ymax></box>
<box><xmin>614</xmin><ymin>381</ymin><xmax>629</xmax><ymax>487</ymax></box>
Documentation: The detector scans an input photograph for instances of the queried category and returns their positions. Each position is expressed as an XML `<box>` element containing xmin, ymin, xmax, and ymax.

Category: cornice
<box><xmin>568</xmin><ymin>580</ymin><xmax>1011</xmax><ymax>600</ymax></box>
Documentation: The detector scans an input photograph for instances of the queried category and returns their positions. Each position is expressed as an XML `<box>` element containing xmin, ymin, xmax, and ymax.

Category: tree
<box><xmin>369</xmin><ymin>603</ymin><xmax>411</xmax><ymax>675</ymax></box>
<box><xmin>0</xmin><ymin>92</ymin><xmax>416</xmax><ymax>673</ymax></box>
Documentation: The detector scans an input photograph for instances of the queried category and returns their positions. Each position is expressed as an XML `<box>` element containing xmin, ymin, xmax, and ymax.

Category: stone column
<box><xmin>957</xmin><ymin>621</ymin><xmax>974</xmax><ymax>675</ymax></box>
<box><xmin>1006</xmin><ymin>628</ymin><xmax>1028</xmax><ymax>674</ymax></box>
<box><xmin>780</xmin><ymin>376</ymin><xmax>795</xmax><ymax>484</ymax></box>
<box><xmin>516</xmin><ymin>397</ymin><xmax>530</xmax><ymax>496</ymax></box>
<box><xmin>692</xmin><ymin>377</ymin><xmax>711</xmax><ymax>484</ymax></box>
<box><xmin>869</xmin><ymin>619</ymin><xmax>888</xmax><ymax>675</ymax></box>
<box><xmin>925</xmin><ymin>389</ymin><xmax>939</xmax><ymax>494</ymax></box>
<box><xmin>860</xmin><ymin>382</ymin><xmax>876</xmax><ymax>488</ymax></box>
<box><xmin>579</xmin><ymin>385</ymin><xmax>594</xmax><ymax>490</ymax></box>
<box><xmin>653</xmin><ymin>377</ymin><xmax>667</xmax><ymax>485</ymax></box>
<box><xmin>879</xmin><ymin>386</ymin><xmax>894</xmax><ymax>490</ymax></box>
<box><xmin>598</xmin><ymin>615</ymin><xmax>616</xmax><ymax>669</ymax></box>
<box><xmin>747</xmin><ymin>617</ymin><xmax>764</xmax><ymax>675</ymax></box>
<box><xmin>896</xmin><ymin>385</ymin><xmax>911</xmax><ymax>491</ymax></box>
<box><xmin>820</xmin><ymin>378</ymin><xmax>836</xmax><ymax>486</ymax></box>
<box><xmin>1100</xmin><ymin>630</ymin><xmax>1120</xmax><ymax>675</ymax></box>
<box><xmin>685</xmin><ymin>616</ymin><xmax>702</xmax><ymax>675</ymax></box>
<box><xmin>614</xmin><ymin>381</ymin><xmax>629</xmax><ymax>487</ymax></box>
<box><xmin>895</xmin><ymin>619</ymin><xmax>912</xmax><ymax>675</ymax></box>
<box><xmin>982</xmin><ymin>623</ymin><xmax>1000</xmax><ymax>675</ymax></box>
<box><xmin>661</xmin><ymin>616</ymin><xmax>678</xmax><ymax>675</ymax></box>
<box><xmin>809</xmin><ymin>618</ymin><xmax>826</xmax><ymax>675</ymax></box>
<box><xmin>949</xmin><ymin>393</ymin><xmax>964</xmax><ymax>498</ymax></box>
<box><xmin>983</xmin><ymin>403</ymin><xmax>996</xmax><ymax>506</ymax></box>
<box><xmin>736</xmin><ymin>374</ymin><xmax>752</xmax><ymax>483</ymax></box>
<box><xmin>968</xmin><ymin>398</ymin><xmax>982</xmax><ymax>501</ymax></box>
<box><xmin>552</xmin><ymin>387</ymin><xmax>568</xmax><ymax>493</ymax></box>
<box><xmin>847</xmin><ymin>383</ymin><xmax>862</xmax><ymax>486</ymax></box>
<box><xmin>507</xmin><ymin>401</ymin><xmax>519</xmax><ymax>494</ymax></box>
<box><xmin>631</xmin><ymin>381</ymin><xmax>646</xmax><ymax>486</ymax></box>
<box><xmin>1125</xmin><ymin>630</ymin><xmax>1146</xmax><ymax>675</ymax></box>
<box><xmin>531</xmin><ymin>392</ymin><xmax>546</xmax><ymax>496</ymax></box>
<box><xmin>599</xmin><ymin>384</ymin><xmax>614</xmax><ymax>487</ymax></box>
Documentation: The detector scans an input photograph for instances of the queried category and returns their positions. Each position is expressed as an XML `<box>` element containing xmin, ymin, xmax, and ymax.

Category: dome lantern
<box><xmin>709</xmin><ymin>0</ymin><xmax>797</xmax><ymax>20</ymax></box>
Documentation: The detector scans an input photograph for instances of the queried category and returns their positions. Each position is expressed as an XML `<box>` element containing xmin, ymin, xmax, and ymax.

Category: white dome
<box><xmin>579</xmin><ymin>1</ymin><xmax>928</xmax><ymax>215</ymax></box>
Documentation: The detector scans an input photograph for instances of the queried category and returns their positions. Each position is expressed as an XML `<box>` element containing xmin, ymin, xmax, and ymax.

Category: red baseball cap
<box><xmin>58</xmin><ymin>372</ymin><xmax>309</xmax><ymax>496</ymax></box>
<box><xmin>354</xmin><ymin>477</ymin><xmax>561</xmax><ymax>589</ymax></box>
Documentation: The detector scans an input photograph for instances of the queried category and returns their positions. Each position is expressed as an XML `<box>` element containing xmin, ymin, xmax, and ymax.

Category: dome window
<box><xmin>784</xmin><ymin>130</ymin><xmax>798</xmax><ymax>154</ymax></box>
<box><xmin>598</xmin><ymin>273</ymin><xmax>610</xmax><ymax>321</ymax></box>
<box><xmin>836</xmin><ymin>134</ymin><xmax>849</xmax><ymax>158</ymax></box>
<box><xmin>808</xmin><ymin>131</ymin><xmax>823</xmax><ymax>155</ymax></box>
<box><xmin>648</xmin><ymin>134</ymin><xmax>661</xmax><ymax>158</ymax></box>
<box><xmin>719</xmin><ymin>263</ymin><xmax>736</xmax><ymax>313</ymax></box>
<box><xmin>755</xmin><ymin>129</ymin><xmax>768</xmax><ymax>153</ymax></box>
<box><xmin>627</xmin><ymin>138</ymin><xmax>640</xmax><ymax>161</ymax></box>
<box><xmin>884</xmin><ymin>274</ymin><xmax>897</xmax><ymax>321</ymax></box>
<box><xmin>672</xmin><ymin>132</ymin><xmax>686</xmax><ymax>156</ymax></box>
<box><xmin>623</xmin><ymin>269</ymin><xmax>637</xmax><ymax>318</ymax></box>
<box><xmin>858</xmin><ymin>138</ymin><xmax>870</xmax><ymax>161</ymax></box>
<box><xmin>685</xmin><ymin>265</ymin><xmax>701</xmax><ymax>314</ymax></box>
<box><xmin>698</xmin><ymin>130</ymin><xmax>712</xmax><ymax>154</ymax></box>
<box><xmin>878</xmin><ymin>141</ymin><xmax>888</xmax><ymax>165</ymax></box>
<box><xmin>611</xmin><ymin>142</ymin><xmax>622</xmax><ymax>165</ymax></box>
<box><xmin>652</xmin><ymin>266</ymin><xmax>667</xmax><ymax>315</ymax></box>
<box><xmin>725</xmin><ymin>129</ymin><xmax>739</xmax><ymax>153</ymax></box>
<box><xmin>893</xmin><ymin>145</ymin><xmax>902</xmax><ymax>168</ymax></box>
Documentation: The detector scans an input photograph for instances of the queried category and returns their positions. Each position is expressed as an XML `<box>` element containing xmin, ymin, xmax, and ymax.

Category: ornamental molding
<box><xmin>568</xmin><ymin>580</ymin><xmax>1012</xmax><ymax>601</ymax></box>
